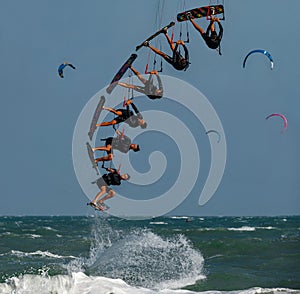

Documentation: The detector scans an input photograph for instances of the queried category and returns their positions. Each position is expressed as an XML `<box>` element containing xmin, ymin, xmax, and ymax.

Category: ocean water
<box><xmin>0</xmin><ymin>215</ymin><xmax>299</xmax><ymax>294</ymax></box>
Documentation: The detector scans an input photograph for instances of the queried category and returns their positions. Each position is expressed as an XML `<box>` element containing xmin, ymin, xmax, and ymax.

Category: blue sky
<box><xmin>0</xmin><ymin>0</ymin><xmax>299</xmax><ymax>216</ymax></box>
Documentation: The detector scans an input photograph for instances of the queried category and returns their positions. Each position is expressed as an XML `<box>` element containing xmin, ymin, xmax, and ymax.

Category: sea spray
<box><xmin>79</xmin><ymin>217</ymin><xmax>205</xmax><ymax>289</ymax></box>
<box><xmin>66</xmin><ymin>215</ymin><xmax>122</xmax><ymax>273</ymax></box>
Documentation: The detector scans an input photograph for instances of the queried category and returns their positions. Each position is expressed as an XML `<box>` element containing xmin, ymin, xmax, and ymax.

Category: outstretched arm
<box><xmin>164</xmin><ymin>32</ymin><xmax>175</xmax><ymax>51</ymax></box>
<box><xmin>106</xmin><ymin>167</ymin><xmax>116</xmax><ymax>173</ymax></box>
<box><xmin>148</xmin><ymin>44</ymin><xmax>169</xmax><ymax>60</ymax></box>
<box><xmin>216</xmin><ymin>20</ymin><xmax>223</xmax><ymax>39</ymax></box>
<box><xmin>206</xmin><ymin>20</ymin><xmax>214</xmax><ymax>35</ymax></box>
<box><xmin>103</xmin><ymin>106</ymin><xmax>122</xmax><ymax>116</ymax></box>
<box><xmin>156</xmin><ymin>74</ymin><xmax>163</xmax><ymax>91</ymax></box>
<box><xmin>175</xmin><ymin>41</ymin><xmax>189</xmax><ymax>60</ymax></box>
<box><xmin>118</xmin><ymin>82</ymin><xmax>136</xmax><ymax>90</ymax></box>
<box><xmin>189</xmin><ymin>18</ymin><xmax>205</xmax><ymax>35</ymax></box>
<box><xmin>130</xmin><ymin>66</ymin><xmax>147</xmax><ymax>85</ymax></box>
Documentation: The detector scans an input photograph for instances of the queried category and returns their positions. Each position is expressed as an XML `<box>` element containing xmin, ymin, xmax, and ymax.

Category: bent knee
<box><xmin>108</xmin><ymin>190</ymin><xmax>115</xmax><ymax>197</ymax></box>
<box><xmin>100</xmin><ymin>186</ymin><xmax>107</xmax><ymax>192</ymax></box>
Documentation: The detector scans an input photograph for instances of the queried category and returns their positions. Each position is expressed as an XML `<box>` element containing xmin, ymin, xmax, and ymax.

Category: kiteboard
<box><xmin>87</xmin><ymin>202</ymin><xmax>110</xmax><ymax>211</ymax></box>
<box><xmin>86</xmin><ymin>142</ymin><xmax>99</xmax><ymax>175</ymax></box>
<box><xmin>177</xmin><ymin>5</ymin><xmax>224</xmax><ymax>22</ymax></box>
<box><xmin>88</xmin><ymin>96</ymin><xmax>105</xmax><ymax>141</ymax></box>
<box><xmin>136</xmin><ymin>21</ymin><xmax>175</xmax><ymax>51</ymax></box>
<box><xmin>106</xmin><ymin>54</ymin><xmax>138</xmax><ymax>94</ymax></box>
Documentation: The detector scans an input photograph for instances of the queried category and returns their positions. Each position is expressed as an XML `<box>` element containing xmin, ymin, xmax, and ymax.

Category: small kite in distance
<box><xmin>58</xmin><ymin>62</ymin><xmax>76</xmax><ymax>78</ymax></box>
<box><xmin>206</xmin><ymin>130</ymin><xmax>221</xmax><ymax>143</ymax></box>
<box><xmin>243</xmin><ymin>49</ymin><xmax>274</xmax><ymax>70</ymax></box>
<box><xmin>265</xmin><ymin>113</ymin><xmax>288</xmax><ymax>133</ymax></box>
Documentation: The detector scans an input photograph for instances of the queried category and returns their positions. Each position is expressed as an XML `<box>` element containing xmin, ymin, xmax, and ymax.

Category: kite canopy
<box><xmin>265</xmin><ymin>113</ymin><xmax>288</xmax><ymax>133</ymax></box>
<box><xmin>243</xmin><ymin>49</ymin><xmax>274</xmax><ymax>70</ymax></box>
<box><xmin>58</xmin><ymin>62</ymin><xmax>76</xmax><ymax>78</ymax></box>
<box><xmin>206</xmin><ymin>130</ymin><xmax>221</xmax><ymax>143</ymax></box>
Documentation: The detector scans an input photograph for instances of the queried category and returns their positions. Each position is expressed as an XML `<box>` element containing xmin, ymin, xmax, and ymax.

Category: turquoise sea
<box><xmin>0</xmin><ymin>215</ymin><xmax>299</xmax><ymax>293</ymax></box>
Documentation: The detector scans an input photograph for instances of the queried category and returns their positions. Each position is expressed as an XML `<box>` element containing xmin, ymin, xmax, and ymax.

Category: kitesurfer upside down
<box><xmin>189</xmin><ymin>16</ymin><xmax>223</xmax><ymax>53</ymax></box>
<box><xmin>96</xmin><ymin>100</ymin><xmax>147</xmax><ymax>129</ymax></box>
<box><xmin>118</xmin><ymin>66</ymin><xmax>163</xmax><ymax>100</ymax></box>
<box><xmin>142</xmin><ymin>26</ymin><xmax>189</xmax><ymax>71</ymax></box>
<box><xmin>93</xmin><ymin>129</ymin><xmax>140</xmax><ymax>163</ymax></box>
<box><xmin>89</xmin><ymin>167</ymin><xmax>130</xmax><ymax>210</ymax></box>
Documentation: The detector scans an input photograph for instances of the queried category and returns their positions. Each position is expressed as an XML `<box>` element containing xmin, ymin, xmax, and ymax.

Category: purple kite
<box><xmin>265</xmin><ymin>113</ymin><xmax>288</xmax><ymax>133</ymax></box>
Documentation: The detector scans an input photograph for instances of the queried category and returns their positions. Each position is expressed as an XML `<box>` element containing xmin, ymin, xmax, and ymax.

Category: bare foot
<box><xmin>97</xmin><ymin>202</ymin><xmax>106</xmax><ymax>211</ymax></box>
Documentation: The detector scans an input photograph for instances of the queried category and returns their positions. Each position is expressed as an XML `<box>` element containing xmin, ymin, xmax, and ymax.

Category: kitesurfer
<box><xmin>96</xmin><ymin>100</ymin><xmax>147</xmax><ymax>129</ymax></box>
<box><xmin>142</xmin><ymin>26</ymin><xmax>189</xmax><ymax>71</ymax></box>
<box><xmin>189</xmin><ymin>16</ymin><xmax>223</xmax><ymax>54</ymax></box>
<box><xmin>93</xmin><ymin>129</ymin><xmax>140</xmax><ymax>163</ymax></box>
<box><xmin>88</xmin><ymin>167</ymin><xmax>130</xmax><ymax>211</ymax></box>
<box><xmin>118</xmin><ymin>66</ymin><xmax>163</xmax><ymax>99</ymax></box>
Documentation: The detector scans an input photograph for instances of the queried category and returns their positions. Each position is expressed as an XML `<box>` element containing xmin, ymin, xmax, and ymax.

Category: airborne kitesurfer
<box><xmin>93</xmin><ymin>129</ymin><xmax>140</xmax><ymax>164</ymax></box>
<box><xmin>118</xmin><ymin>66</ymin><xmax>163</xmax><ymax>100</ymax></box>
<box><xmin>96</xmin><ymin>100</ymin><xmax>147</xmax><ymax>129</ymax></box>
<box><xmin>189</xmin><ymin>16</ymin><xmax>223</xmax><ymax>54</ymax></box>
<box><xmin>143</xmin><ymin>25</ymin><xmax>190</xmax><ymax>71</ymax></box>
<box><xmin>88</xmin><ymin>167</ymin><xmax>130</xmax><ymax>211</ymax></box>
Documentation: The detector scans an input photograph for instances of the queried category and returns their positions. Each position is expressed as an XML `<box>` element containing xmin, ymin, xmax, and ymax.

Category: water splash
<box><xmin>73</xmin><ymin>218</ymin><xmax>205</xmax><ymax>290</ymax></box>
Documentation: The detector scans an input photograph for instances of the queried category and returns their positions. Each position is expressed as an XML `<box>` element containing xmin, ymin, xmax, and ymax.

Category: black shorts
<box><xmin>201</xmin><ymin>33</ymin><xmax>220</xmax><ymax>49</ymax></box>
<box><xmin>96</xmin><ymin>178</ymin><xmax>112</xmax><ymax>192</ymax></box>
<box><xmin>105</xmin><ymin>137</ymin><xmax>113</xmax><ymax>146</ymax></box>
<box><xmin>105</xmin><ymin>138</ymin><xmax>113</xmax><ymax>155</ymax></box>
<box><xmin>164</xmin><ymin>53</ymin><xmax>187</xmax><ymax>71</ymax></box>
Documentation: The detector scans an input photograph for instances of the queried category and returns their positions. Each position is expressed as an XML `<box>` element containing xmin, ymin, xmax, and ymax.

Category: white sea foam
<box><xmin>1</xmin><ymin>231</ymin><xmax>12</xmax><ymax>236</ymax></box>
<box><xmin>26</xmin><ymin>234</ymin><xmax>42</xmax><ymax>238</ymax></box>
<box><xmin>43</xmin><ymin>226</ymin><xmax>58</xmax><ymax>231</ymax></box>
<box><xmin>227</xmin><ymin>226</ymin><xmax>276</xmax><ymax>232</ymax></box>
<box><xmin>149</xmin><ymin>222</ymin><xmax>168</xmax><ymax>225</ymax></box>
<box><xmin>206</xmin><ymin>254</ymin><xmax>223</xmax><ymax>260</ymax></box>
<box><xmin>196</xmin><ymin>227</ymin><xmax>223</xmax><ymax>232</ymax></box>
<box><xmin>10</xmin><ymin>250</ymin><xmax>76</xmax><ymax>259</ymax></box>
<box><xmin>227</xmin><ymin>226</ymin><xmax>256</xmax><ymax>232</ymax></box>
<box><xmin>0</xmin><ymin>272</ymin><xmax>200</xmax><ymax>294</ymax></box>
<box><xmin>227</xmin><ymin>287</ymin><xmax>300</xmax><ymax>294</ymax></box>
<box><xmin>0</xmin><ymin>273</ymin><xmax>298</xmax><ymax>294</ymax></box>
<box><xmin>258</xmin><ymin>226</ymin><xmax>274</xmax><ymax>230</ymax></box>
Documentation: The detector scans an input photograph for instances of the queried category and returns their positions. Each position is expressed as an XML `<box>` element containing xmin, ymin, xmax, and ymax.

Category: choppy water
<box><xmin>0</xmin><ymin>215</ymin><xmax>299</xmax><ymax>293</ymax></box>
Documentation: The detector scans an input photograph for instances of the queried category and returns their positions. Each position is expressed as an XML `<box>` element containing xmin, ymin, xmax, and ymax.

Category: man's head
<box><xmin>121</xmin><ymin>173</ymin><xmax>130</xmax><ymax>181</ymax></box>
<box><xmin>155</xmin><ymin>89</ymin><xmax>163</xmax><ymax>97</ymax></box>
<box><xmin>138</xmin><ymin>119</ymin><xmax>147</xmax><ymax>129</ymax></box>
<box><xmin>130</xmin><ymin>144</ymin><xmax>140</xmax><ymax>152</ymax></box>
<box><xmin>178</xmin><ymin>57</ymin><xmax>189</xmax><ymax>71</ymax></box>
